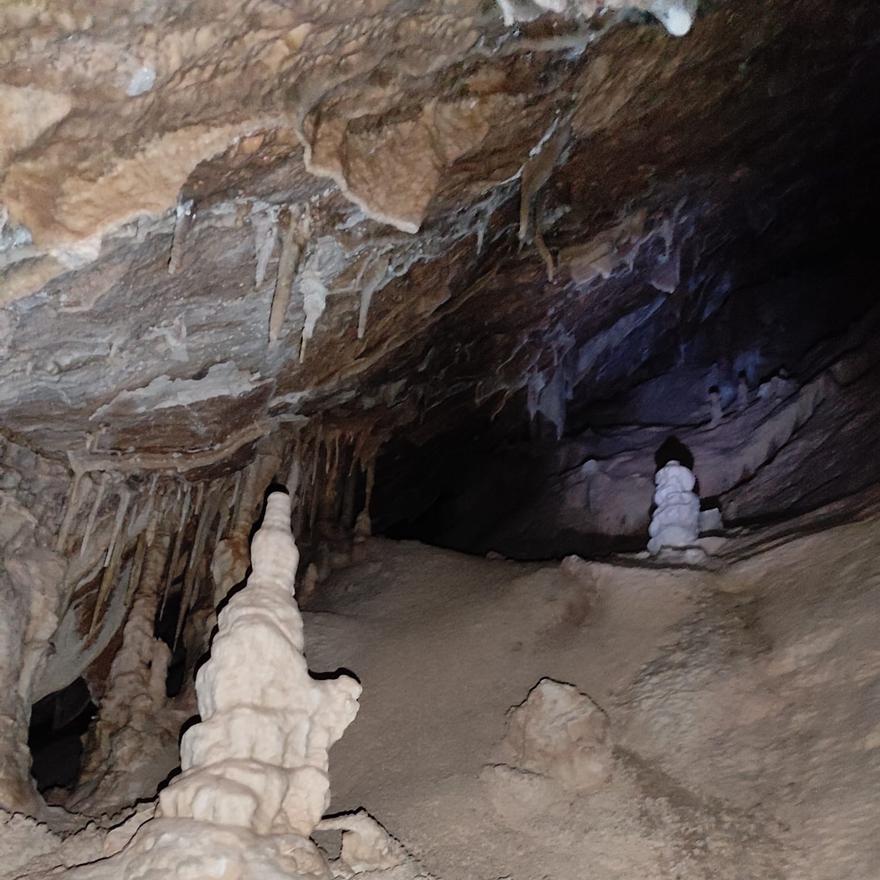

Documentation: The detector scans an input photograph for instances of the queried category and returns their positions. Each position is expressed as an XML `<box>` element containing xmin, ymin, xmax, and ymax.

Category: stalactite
<box><xmin>213</xmin><ymin>477</ymin><xmax>233</xmax><ymax>551</ymax></box>
<box><xmin>286</xmin><ymin>435</ymin><xmax>302</xmax><ymax>500</ymax></box>
<box><xmin>141</xmin><ymin>472</ymin><xmax>160</xmax><ymax>526</ymax></box>
<box><xmin>80</xmin><ymin>471</ymin><xmax>109</xmax><ymax>559</ymax></box>
<box><xmin>298</xmin><ymin>271</ymin><xmax>328</xmax><ymax>363</ymax></box>
<box><xmin>341</xmin><ymin>458</ymin><xmax>358</xmax><ymax>529</ymax></box>
<box><xmin>192</xmin><ymin>481</ymin><xmax>206</xmax><ymax>519</ymax></box>
<box><xmin>167</xmin><ymin>198</ymin><xmax>195</xmax><ymax>275</ymax></box>
<box><xmin>89</xmin><ymin>486</ymin><xmax>131</xmax><ymax>636</ymax></box>
<box><xmin>292</xmin><ymin>437</ymin><xmax>308</xmax><ymax>538</ymax></box>
<box><xmin>269</xmin><ymin>208</ymin><xmax>309</xmax><ymax>347</ymax></box>
<box><xmin>161</xmin><ymin>482</ymin><xmax>191</xmax><ymax>618</ymax></box>
<box><xmin>229</xmin><ymin>468</ymin><xmax>244</xmax><ymax>532</ymax></box>
<box><xmin>175</xmin><ymin>482</ymin><xmax>220</xmax><ymax>651</ymax></box>
<box><xmin>56</xmin><ymin>467</ymin><xmax>85</xmax><ymax>553</ymax></box>
<box><xmin>518</xmin><ymin>118</ymin><xmax>570</xmax><ymax>244</ymax></box>
<box><xmin>354</xmin><ymin>458</ymin><xmax>377</xmax><ymax>541</ymax></box>
<box><xmin>251</xmin><ymin>203</ymin><xmax>280</xmax><ymax>288</ymax></box>
<box><xmin>103</xmin><ymin>487</ymin><xmax>131</xmax><ymax>567</ymax></box>
<box><xmin>310</xmin><ymin>440</ymin><xmax>323</xmax><ymax>533</ymax></box>
<box><xmin>128</xmin><ymin>486</ymin><xmax>165</xmax><ymax>604</ymax></box>
<box><xmin>357</xmin><ymin>254</ymin><xmax>390</xmax><ymax>340</ymax></box>
<box><xmin>146</xmin><ymin>484</ymin><xmax>165</xmax><ymax>548</ymax></box>
<box><xmin>71</xmin><ymin>524</ymin><xmax>175</xmax><ymax>816</ymax></box>
<box><xmin>534</xmin><ymin>206</ymin><xmax>556</xmax><ymax>282</ymax></box>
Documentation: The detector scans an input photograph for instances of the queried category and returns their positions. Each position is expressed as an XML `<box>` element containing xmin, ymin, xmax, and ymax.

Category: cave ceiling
<box><xmin>1</xmin><ymin>0</ymin><xmax>878</xmax><ymax>470</ymax></box>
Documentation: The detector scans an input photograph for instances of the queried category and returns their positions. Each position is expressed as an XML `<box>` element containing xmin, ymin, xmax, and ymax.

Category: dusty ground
<box><xmin>304</xmin><ymin>517</ymin><xmax>880</xmax><ymax>880</ymax></box>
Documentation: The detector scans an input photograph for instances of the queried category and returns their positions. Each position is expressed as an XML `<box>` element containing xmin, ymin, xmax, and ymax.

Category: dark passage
<box><xmin>28</xmin><ymin>678</ymin><xmax>96</xmax><ymax>793</ymax></box>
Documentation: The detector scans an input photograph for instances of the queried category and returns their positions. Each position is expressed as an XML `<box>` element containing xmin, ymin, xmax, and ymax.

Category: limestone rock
<box><xmin>497</xmin><ymin>678</ymin><xmax>613</xmax><ymax>793</ymax></box>
<box><xmin>65</xmin><ymin>491</ymin><xmax>361</xmax><ymax>879</ymax></box>
<box><xmin>318</xmin><ymin>810</ymin><xmax>434</xmax><ymax>879</ymax></box>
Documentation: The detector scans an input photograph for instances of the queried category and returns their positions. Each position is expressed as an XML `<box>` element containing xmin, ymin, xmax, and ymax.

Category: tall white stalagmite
<box><xmin>210</xmin><ymin>450</ymin><xmax>282</xmax><ymax>606</ymax></box>
<box><xmin>68</xmin><ymin>491</ymin><xmax>362</xmax><ymax>879</ymax></box>
<box><xmin>647</xmin><ymin>460</ymin><xmax>700</xmax><ymax>555</ymax></box>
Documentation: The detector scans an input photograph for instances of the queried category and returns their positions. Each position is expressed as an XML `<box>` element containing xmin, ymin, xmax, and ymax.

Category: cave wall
<box><xmin>2</xmin><ymin>0</ymin><xmax>880</xmax><ymax>823</ymax></box>
<box><xmin>376</xmin><ymin>257</ymin><xmax>880</xmax><ymax>558</ymax></box>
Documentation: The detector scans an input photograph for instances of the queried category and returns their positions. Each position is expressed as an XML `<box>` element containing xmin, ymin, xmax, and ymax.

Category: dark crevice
<box><xmin>28</xmin><ymin>678</ymin><xmax>96</xmax><ymax>793</ymax></box>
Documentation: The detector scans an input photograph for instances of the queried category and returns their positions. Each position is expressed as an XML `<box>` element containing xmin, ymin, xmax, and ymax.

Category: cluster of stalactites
<box><xmin>278</xmin><ymin>422</ymin><xmax>383</xmax><ymax>599</ymax></box>
<box><xmin>55</xmin><ymin>466</ymin><xmax>237</xmax><ymax>658</ymax></box>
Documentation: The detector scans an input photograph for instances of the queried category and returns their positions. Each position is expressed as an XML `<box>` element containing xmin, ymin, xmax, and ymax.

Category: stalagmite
<box><xmin>210</xmin><ymin>450</ymin><xmax>282</xmax><ymax>605</ymax></box>
<box><xmin>647</xmin><ymin>460</ymin><xmax>700</xmax><ymax>555</ymax></box>
<box><xmin>67</xmin><ymin>492</ymin><xmax>361</xmax><ymax>879</ymax></box>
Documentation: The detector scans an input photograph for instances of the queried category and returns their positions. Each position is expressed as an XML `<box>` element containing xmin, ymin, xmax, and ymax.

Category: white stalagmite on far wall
<box><xmin>66</xmin><ymin>491</ymin><xmax>362</xmax><ymax>879</ymax></box>
<box><xmin>647</xmin><ymin>460</ymin><xmax>700</xmax><ymax>555</ymax></box>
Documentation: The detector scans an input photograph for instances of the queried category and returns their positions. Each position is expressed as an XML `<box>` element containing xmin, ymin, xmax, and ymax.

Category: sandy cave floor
<box><xmin>302</xmin><ymin>517</ymin><xmax>880</xmax><ymax>880</ymax></box>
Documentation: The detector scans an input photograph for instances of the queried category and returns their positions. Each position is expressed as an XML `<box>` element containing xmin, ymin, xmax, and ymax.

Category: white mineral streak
<box><xmin>252</xmin><ymin>203</ymin><xmax>280</xmax><ymax>288</ymax></box>
<box><xmin>647</xmin><ymin>460</ymin><xmax>700</xmax><ymax>555</ymax></box>
<box><xmin>299</xmin><ymin>271</ymin><xmax>328</xmax><ymax>363</ymax></box>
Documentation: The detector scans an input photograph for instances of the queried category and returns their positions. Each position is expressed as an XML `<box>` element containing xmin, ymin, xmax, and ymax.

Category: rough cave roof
<box><xmin>1</xmin><ymin>0</ymin><xmax>879</xmax><ymax>467</ymax></box>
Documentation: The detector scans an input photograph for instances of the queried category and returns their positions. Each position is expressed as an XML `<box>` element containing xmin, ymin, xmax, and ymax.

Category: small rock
<box><xmin>699</xmin><ymin>507</ymin><xmax>723</xmax><ymax>532</ymax></box>
<box><xmin>497</xmin><ymin>678</ymin><xmax>613</xmax><ymax>793</ymax></box>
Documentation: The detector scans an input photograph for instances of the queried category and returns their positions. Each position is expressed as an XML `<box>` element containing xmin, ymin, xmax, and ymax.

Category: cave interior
<box><xmin>1</xmin><ymin>1</ymin><xmax>880</xmax><ymax>878</ymax></box>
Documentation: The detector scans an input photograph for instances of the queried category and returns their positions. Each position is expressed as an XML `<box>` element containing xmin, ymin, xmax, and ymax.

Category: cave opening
<box><xmin>154</xmin><ymin>591</ymin><xmax>188</xmax><ymax>699</ymax></box>
<box><xmin>27</xmin><ymin>679</ymin><xmax>96</xmax><ymax>796</ymax></box>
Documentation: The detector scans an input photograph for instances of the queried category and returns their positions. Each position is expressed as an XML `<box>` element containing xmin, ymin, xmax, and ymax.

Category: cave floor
<box><xmin>305</xmin><ymin>516</ymin><xmax>880</xmax><ymax>880</ymax></box>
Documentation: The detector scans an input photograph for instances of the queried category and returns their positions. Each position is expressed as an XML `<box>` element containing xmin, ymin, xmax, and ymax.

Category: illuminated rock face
<box><xmin>647</xmin><ymin>461</ymin><xmax>700</xmax><ymax>555</ymax></box>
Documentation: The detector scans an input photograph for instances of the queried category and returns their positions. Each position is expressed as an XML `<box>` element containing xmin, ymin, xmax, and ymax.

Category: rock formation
<box><xmin>647</xmin><ymin>461</ymin><xmax>700</xmax><ymax>555</ymax></box>
<box><xmin>496</xmin><ymin>678</ymin><xmax>613</xmax><ymax>792</ymax></box>
<box><xmin>0</xmin><ymin>440</ymin><xmax>68</xmax><ymax>816</ymax></box>
<box><xmin>65</xmin><ymin>491</ymin><xmax>361</xmax><ymax>879</ymax></box>
<box><xmin>68</xmin><ymin>527</ymin><xmax>178</xmax><ymax>817</ymax></box>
